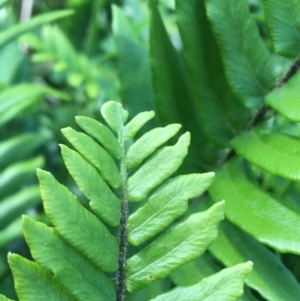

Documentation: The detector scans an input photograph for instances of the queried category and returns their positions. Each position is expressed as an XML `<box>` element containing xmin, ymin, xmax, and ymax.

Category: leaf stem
<box><xmin>217</xmin><ymin>55</ymin><xmax>300</xmax><ymax>167</ymax></box>
<box><xmin>116</xmin><ymin>130</ymin><xmax>128</xmax><ymax>301</ymax></box>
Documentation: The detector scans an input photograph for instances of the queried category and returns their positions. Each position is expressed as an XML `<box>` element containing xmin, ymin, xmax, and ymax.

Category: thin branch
<box><xmin>116</xmin><ymin>131</ymin><xmax>128</xmax><ymax>301</ymax></box>
<box><xmin>217</xmin><ymin>55</ymin><xmax>300</xmax><ymax>167</ymax></box>
<box><xmin>116</xmin><ymin>188</ymin><xmax>128</xmax><ymax>301</ymax></box>
<box><xmin>19</xmin><ymin>0</ymin><xmax>33</xmax><ymax>22</ymax></box>
<box><xmin>277</xmin><ymin>56</ymin><xmax>300</xmax><ymax>86</ymax></box>
<box><xmin>19</xmin><ymin>0</ymin><xmax>34</xmax><ymax>53</ymax></box>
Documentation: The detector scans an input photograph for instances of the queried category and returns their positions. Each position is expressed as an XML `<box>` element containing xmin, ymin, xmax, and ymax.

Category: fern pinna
<box><xmin>0</xmin><ymin>101</ymin><xmax>252</xmax><ymax>301</ymax></box>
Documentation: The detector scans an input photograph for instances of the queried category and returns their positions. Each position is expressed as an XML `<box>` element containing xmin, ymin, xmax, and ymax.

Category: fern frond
<box><xmin>262</xmin><ymin>0</ymin><xmax>300</xmax><ymax>58</ymax></box>
<box><xmin>265</xmin><ymin>71</ymin><xmax>300</xmax><ymax>122</ymax></box>
<box><xmin>175</xmin><ymin>0</ymin><xmax>251</xmax><ymax>147</ymax></box>
<box><xmin>6</xmin><ymin>101</ymin><xmax>252</xmax><ymax>300</ymax></box>
<box><xmin>205</xmin><ymin>0</ymin><xmax>277</xmax><ymax>107</ymax></box>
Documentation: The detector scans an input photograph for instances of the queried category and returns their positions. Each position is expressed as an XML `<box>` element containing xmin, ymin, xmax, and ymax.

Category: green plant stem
<box><xmin>116</xmin><ymin>130</ymin><xmax>128</xmax><ymax>301</ymax></box>
<box><xmin>217</xmin><ymin>55</ymin><xmax>300</xmax><ymax>167</ymax></box>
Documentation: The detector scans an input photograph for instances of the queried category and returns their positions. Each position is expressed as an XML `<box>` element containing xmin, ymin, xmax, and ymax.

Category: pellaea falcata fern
<box><xmin>1</xmin><ymin>101</ymin><xmax>253</xmax><ymax>301</ymax></box>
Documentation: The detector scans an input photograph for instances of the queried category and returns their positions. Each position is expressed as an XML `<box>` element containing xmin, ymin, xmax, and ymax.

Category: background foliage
<box><xmin>1</xmin><ymin>0</ymin><xmax>300</xmax><ymax>300</ymax></box>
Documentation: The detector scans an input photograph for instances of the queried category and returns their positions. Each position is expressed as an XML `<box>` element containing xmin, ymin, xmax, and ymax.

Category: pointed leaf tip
<box><xmin>126</xmin><ymin>123</ymin><xmax>182</xmax><ymax>168</ymax></box>
<box><xmin>61</xmin><ymin>127</ymin><xmax>121</xmax><ymax>188</ymax></box>
<box><xmin>125</xmin><ymin>111</ymin><xmax>155</xmax><ymax>140</ymax></box>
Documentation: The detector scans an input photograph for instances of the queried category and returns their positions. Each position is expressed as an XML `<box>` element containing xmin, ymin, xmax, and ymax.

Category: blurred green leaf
<box><xmin>9</xmin><ymin>254</ymin><xmax>74</xmax><ymax>301</ymax></box>
<box><xmin>0</xmin><ymin>0</ymin><xmax>12</xmax><ymax>8</ymax></box>
<box><xmin>0</xmin><ymin>186</ymin><xmax>40</xmax><ymax>230</ymax></box>
<box><xmin>0</xmin><ymin>84</ymin><xmax>69</xmax><ymax>127</ymax></box>
<box><xmin>0</xmin><ymin>157</ymin><xmax>44</xmax><ymax>199</ymax></box>
<box><xmin>0</xmin><ymin>294</ymin><xmax>14</xmax><ymax>301</ymax></box>
<box><xmin>0</xmin><ymin>134</ymin><xmax>46</xmax><ymax>169</ymax></box>
<box><xmin>112</xmin><ymin>6</ymin><xmax>157</xmax><ymax>122</ymax></box>
<box><xmin>0</xmin><ymin>218</ymin><xmax>22</xmax><ymax>248</ymax></box>
<box><xmin>0</xmin><ymin>10</ymin><xmax>74</xmax><ymax>48</ymax></box>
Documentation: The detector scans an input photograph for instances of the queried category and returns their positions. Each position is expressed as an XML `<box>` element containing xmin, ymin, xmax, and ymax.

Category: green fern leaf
<box><xmin>126</xmin><ymin>124</ymin><xmax>181</xmax><ymax>168</ymax></box>
<box><xmin>171</xmin><ymin>252</ymin><xmax>220</xmax><ymax>286</ymax></box>
<box><xmin>126</xmin><ymin>201</ymin><xmax>224</xmax><ymax>292</ymax></box>
<box><xmin>22</xmin><ymin>216</ymin><xmax>116</xmax><ymax>301</ymax></box>
<box><xmin>262</xmin><ymin>0</ymin><xmax>300</xmax><ymax>58</ymax></box>
<box><xmin>6</xmin><ymin>100</ymin><xmax>252</xmax><ymax>300</ymax></box>
<box><xmin>61</xmin><ymin>127</ymin><xmax>121</xmax><ymax>188</ymax></box>
<box><xmin>37</xmin><ymin>169</ymin><xmax>119</xmax><ymax>272</ymax></box>
<box><xmin>150</xmin><ymin>262</ymin><xmax>253</xmax><ymax>301</ymax></box>
<box><xmin>205</xmin><ymin>0</ymin><xmax>277</xmax><ymax>107</ymax></box>
<box><xmin>0</xmin><ymin>134</ymin><xmax>46</xmax><ymax>169</ymax></box>
<box><xmin>175</xmin><ymin>0</ymin><xmax>251</xmax><ymax>147</ymax></box>
<box><xmin>231</xmin><ymin>129</ymin><xmax>300</xmax><ymax>180</ymax></box>
<box><xmin>210</xmin><ymin>220</ymin><xmax>300</xmax><ymax>301</ymax></box>
<box><xmin>0</xmin><ymin>133</ymin><xmax>45</xmax><ymax>249</ymax></box>
<box><xmin>265</xmin><ymin>72</ymin><xmax>300</xmax><ymax>122</ymax></box>
<box><xmin>128</xmin><ymin>132</ymin><xmax>190</xmax><ymax>202</ymax></box>
<box><xmin>60</xmin><ymin>144</ymin><xmax>120</xmax><ymax>226</ymax></box>
<box><xmin>76</xmin><ymin>116</ymin><xmax>122</xmax><ymax>159</ymax></box>
<box><xmin>128</xmin><ymin>173</ymin><xmax>214</xmax><ymax>245</ymax></box>
<box><xmin>209</xmin><ymin>158</ymin><xmax>300</xmax><ymax>253</ymax></box>
<box><xmin>101</xmin><ymin>100</ymin><xmax>128</xmax><ymax>133</ymax></box>
<box><xmin>9</xmin><ymin>254</ymin><xmax>74</xmax><ymax>301</ymax></box>
<box><xmin>124</xmin><ymin>111</ymin><xmax>156</xmax><ymax>141</ymax></box>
